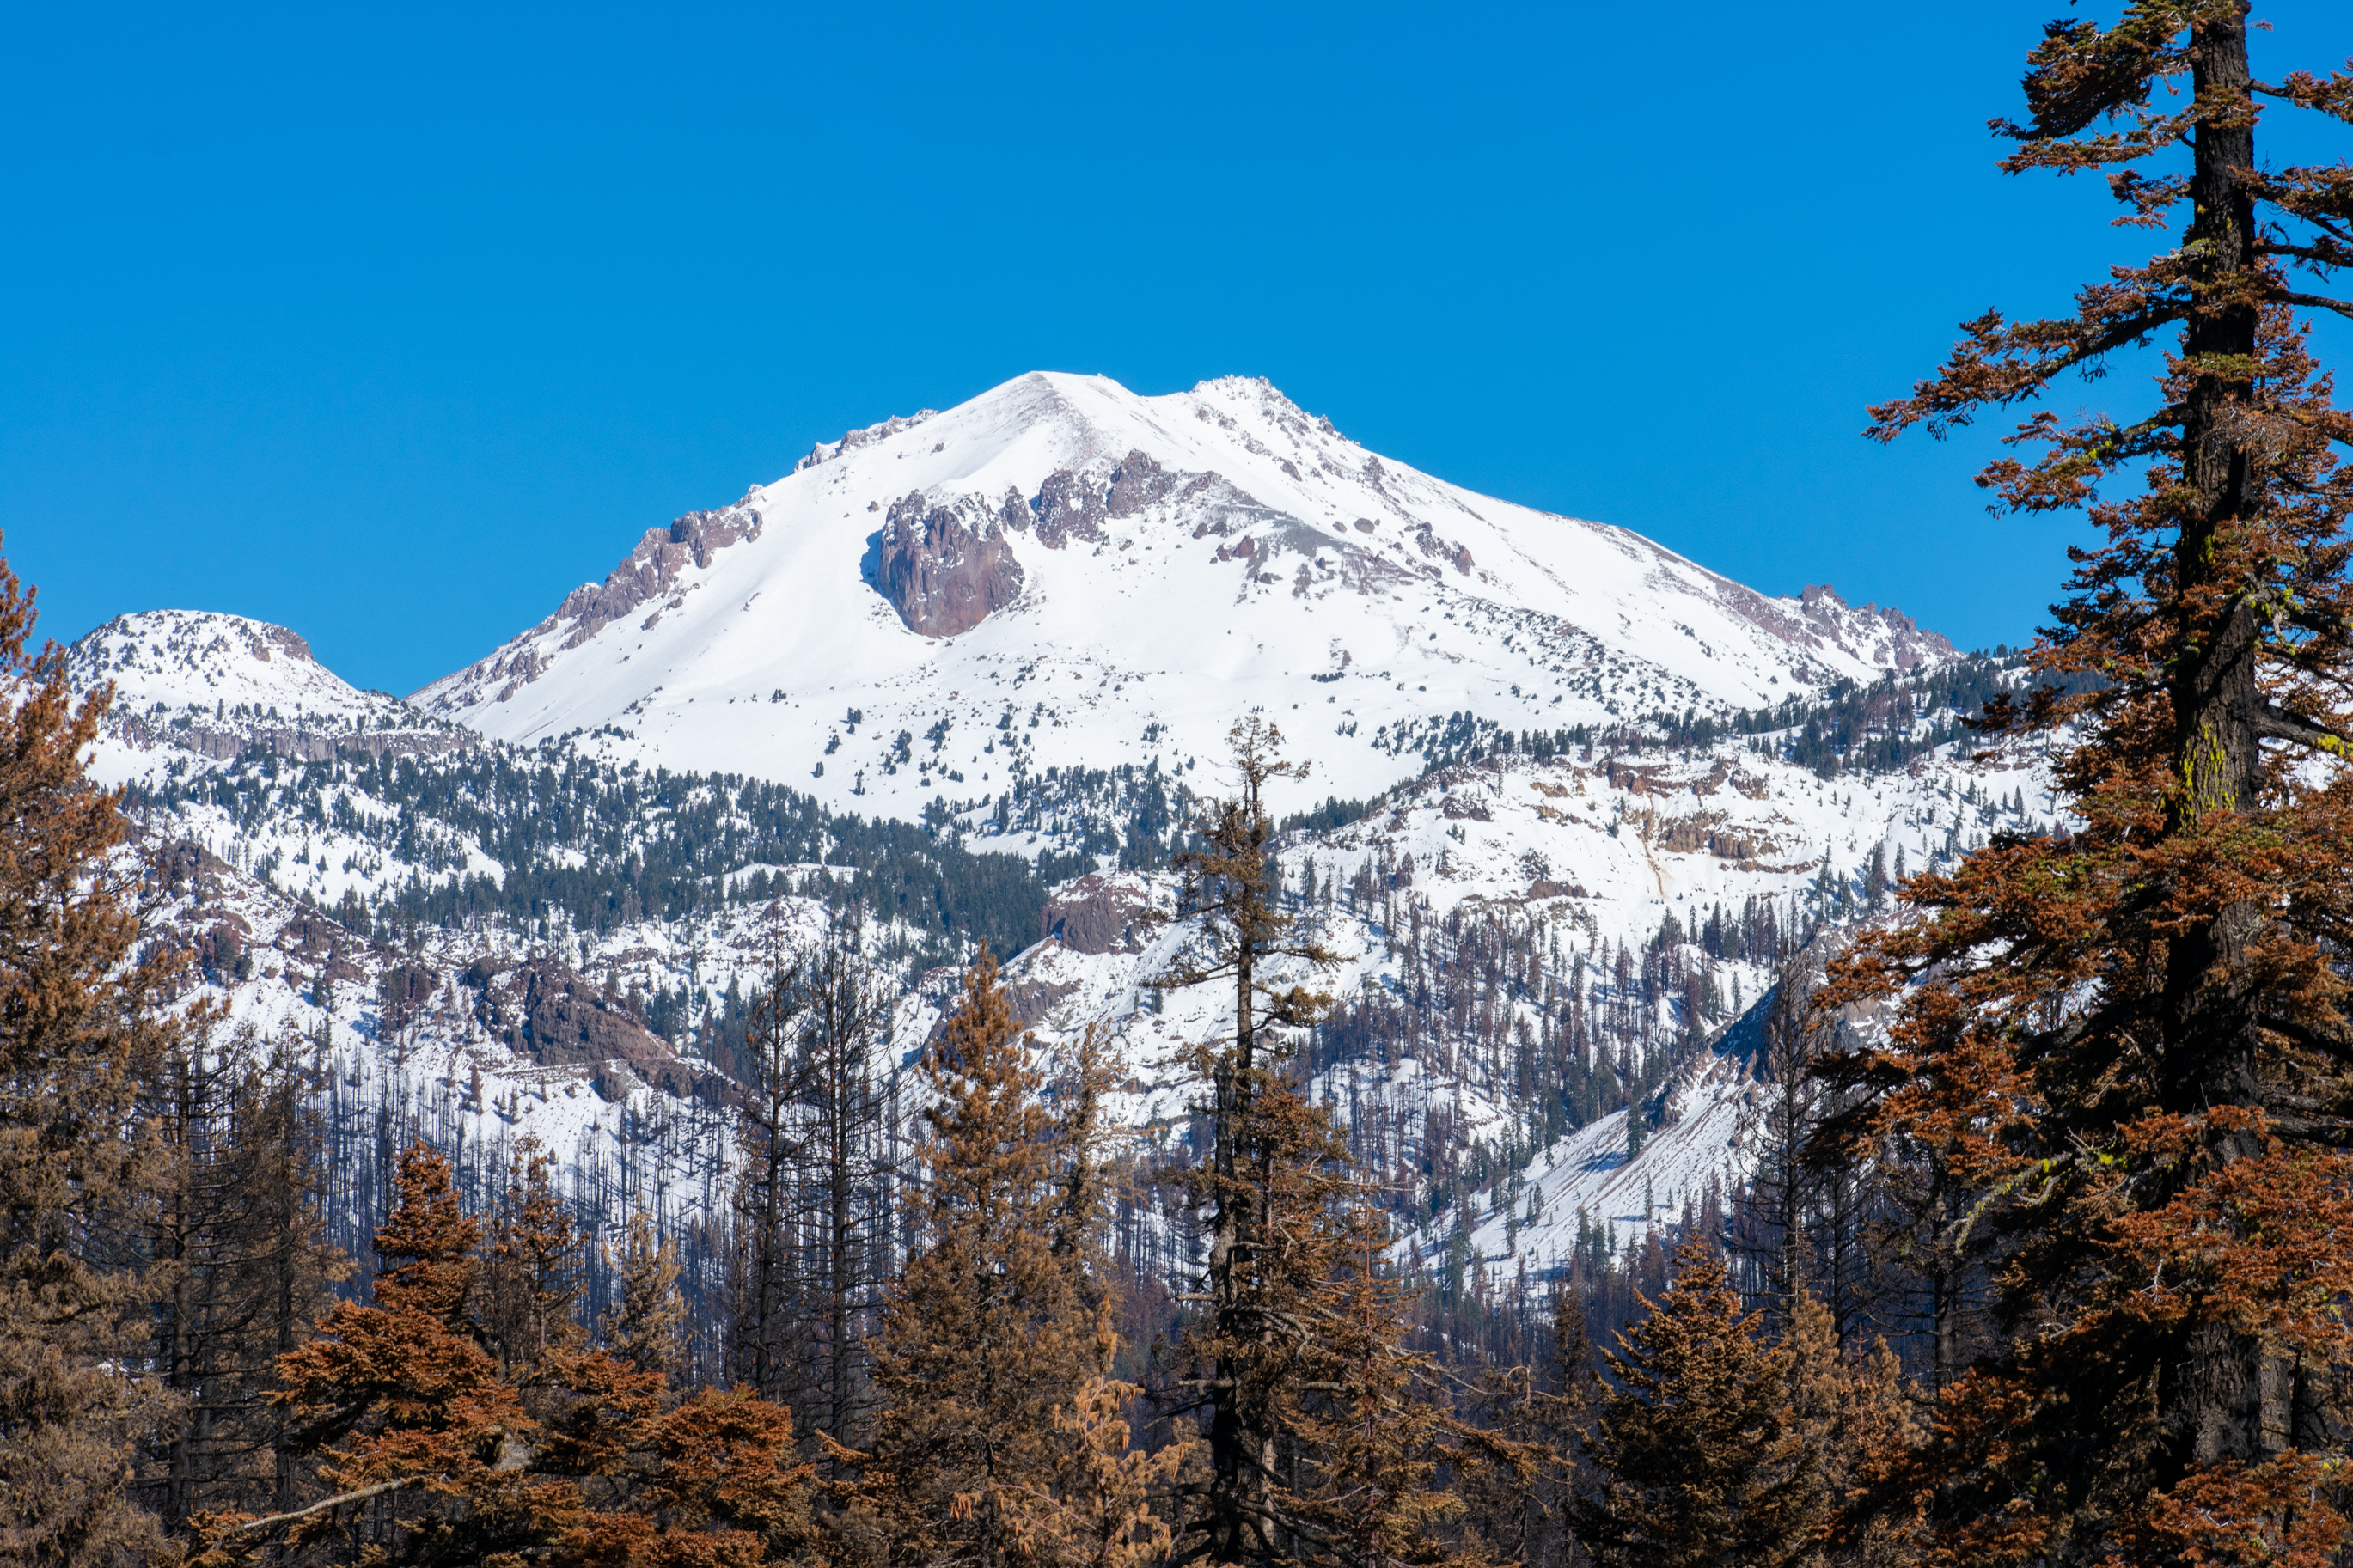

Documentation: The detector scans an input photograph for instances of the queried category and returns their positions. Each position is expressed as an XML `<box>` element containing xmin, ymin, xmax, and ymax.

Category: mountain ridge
<box><xmin>410</xmin><ymin>371</ymin><xmax>1956</xmax><ymax>822</ymax></box>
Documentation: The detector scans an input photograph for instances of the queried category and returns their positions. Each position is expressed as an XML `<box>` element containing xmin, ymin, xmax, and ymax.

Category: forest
<box><xmin>9</xmin><ymin>8</ymin><xmax>2353</xmax><ymax>1565</ymax></box>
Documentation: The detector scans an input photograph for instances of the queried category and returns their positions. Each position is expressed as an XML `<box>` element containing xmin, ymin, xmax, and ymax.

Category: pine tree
<box><xmin>147</xmin><ymin>1023</ymin><xmax>349</xmax><ymax>1528</ymax></box>
<box><xmin>1152</xmin><ymin>717</ymin><xmax>1354</xmax><ymax>1567</ymax></box>
<box><xmin>601</xmin><ymin>1206</ymin><xmax>687</xmax><ymax>1384</ymax></box>
<box><xmin>835</xmin><ymin>953</ymin><xmax>1103</xmax><ymax>1568</ymax></box>
<box><xmin>1784</xmin><ymin>1294</ymin><xmax>1914</xmax><ymax>1568</ymax></box>
<box><xmin>565</xmin><ymin>1386</ymin><xmax>816</xmax><ymax>1565</ymax></box>
<box><xmin>0</xmin><ymin>544</ymin><xmax>192</xmax><ymax>1565</ymax></box>
<box><xmin>1570</xmin><ymin>1242</ymin><xmax>1817</xmax><ymax>1568</ymax></box>
<box><xmin>1457</xmin><ymin>1289</ymin><xmax>1596</xmax><ymax>1568</ymax></box>
<box><xmin>1835</xmin><ymin>7</ymin><xmax>2353</xmax><ymax>1557</ymax></box>
<box><xmin>728</xmin><ymin>914</ymin><xmax>896</xmax><ymax>1448</ymax></box>
<box><xmin>235</xmin><ymin>1144</ymin><xmax>557</xmax><ymax>1562</ymax></box>
<box><xmin>1281</xmin><ymin>1205</ymin><xmax>1493</xmax><ymax>1568</ymax></box>
<box><xmin>730</xmin><ymin>937</ymin><xmax>816</xmax><ymax>1404</ymax></box>
<box><xmin>479</xmin><ymin>1135</ymin><xmax>590</xmax><ymax>1381</ymax></box>
<box><xmin>792</xmin><ymin>916</ymin><xmax>896</xmax><ymax>1451</ymax></box>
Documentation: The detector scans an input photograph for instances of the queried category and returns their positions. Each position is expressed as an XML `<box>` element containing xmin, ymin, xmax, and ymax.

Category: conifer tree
<box><xmin>791</xmin><ymin>917</ymin><xmax>896</xmax><ymax>1451</ymax></box>
<box><xmin>0</xmin><ymin>544</ymin><xmax>192</xmax><ymax>1565</ymax></box>
<box><xmin>480</xmin><ymin>1135</ymin><xmax>590</xmax><ymax>1381</ymax></box>
<box><xmin>730</xmin><ymin>939</ymin><xmax>814</xmax><ymax>1403</ymax></box>
<box><xmin>1833</xmin><ymin>6</ymin><xmax>2353</xmax><ymax>1556</ymax></box>
<box><xmin>1569</xmin><ymin>1242</ymin><xmax>1817</xmax><ymax>1568</ymax></box>
<box><xmin>728</xmin><ymin>914</ymin><xmax>895</xmax><ymax>1446</ymax></box>
<box><xmin>1456</xmin><ymin>1290</ymin><xmax>1595</xmax><ymax>1568</ymax></box>
<box><xmin>601</xmin><ymin>1206</ymin><xmax>687</xmax><ymax>1385</ymax></box>
<box><xmin>148</xmin><ymin>1023</ymin><xmax>348</xmax><ymax>1528</ymax></box>
<box><xmin>835</xmin><ymin>953</ymin><xmax>1103</xmax><ymax>1568</ymax></box>
<box><xmin>1153</xmin><ymin>717</ymin><xmax>1357</xmax><ymax>1567</ymax></box>
<box><xmin>237</xmin><ymin>1144</ymin><xmax>559</xmax><ymax>1561</ymax></box>
<box><xmin>1784</xmin><ymin>1295</ymin><xmax>1914</xmax><ymax>1568</ymax></box>
<box><xmin>1282</xmin><ymin>1205</ymin><xmax>1493</xmax><ymax>1568</ymax></box>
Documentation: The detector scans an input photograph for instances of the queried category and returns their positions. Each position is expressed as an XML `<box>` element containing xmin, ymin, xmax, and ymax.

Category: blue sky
<box><xmin>7</xmin><ymin>3</ymin><xmax>2350</xmax><ymax>694</ymax></box>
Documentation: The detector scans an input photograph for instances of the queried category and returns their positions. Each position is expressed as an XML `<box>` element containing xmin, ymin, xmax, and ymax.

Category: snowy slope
<box><xmin>72</xmin><ymin>609</ymin><xmax>475</xmax><ymax>793</ymax></box>
<box><xmin>958</xmin><ymin>734</ymin><xmax>2063</xmax><ymax>1269</ymax></box>
<box><xmin>414</xmin><ymin>373</ymin><xmax>1956</xmax><ymax>819</ymax></box>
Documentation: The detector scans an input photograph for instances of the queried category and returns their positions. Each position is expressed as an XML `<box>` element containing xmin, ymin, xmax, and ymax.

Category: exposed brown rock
<box><xmin>1033</xmin><ymin>468</ymin><xmax>1108</xmax><ymax>549</ymax></box>
<box><xmin>1105</xmin><ymin>450</ymin><xmax>1177</xmax><ymax>516</ymax></box>
<box><xmin>463</xmin><ymin>957</ymin><xmax>732</xmax><ymax>1104</ymax></box>
<box><xmin>877</xmin><ymin>492</ymin><xmax>1026</xmax><ymax>638</ymax></box>
<box><xmin>422</xmin><ymin>497</ymin><xmax>765</xmax><ymax>705</ymax></box>
<box><xmin>1040</xmin><ymin>872</ymin><xmax>1157</xmax><ymax>955</ymax></box>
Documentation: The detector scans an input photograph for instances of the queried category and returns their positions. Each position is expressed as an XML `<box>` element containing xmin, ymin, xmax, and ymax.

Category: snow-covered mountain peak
<box><xmin>413</xmin><ymin>371</ymin><xmax>1959</xmax><ymax>821</ymax></box>
<box><xmin>67</xmin><ymin>610</ymin><xmax>475</xmax><ymax>790</ymax></box>
<box><xmin>69</xmin><ymin>610</ymin><xmax>392</xmax><ymax>721</ymax></box>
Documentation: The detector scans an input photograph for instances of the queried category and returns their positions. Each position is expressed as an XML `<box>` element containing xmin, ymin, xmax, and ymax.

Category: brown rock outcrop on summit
<box><xmin>877</xmin><ymin>492</ymin><xmax>1025</xmax><ymax>638</ymax></box>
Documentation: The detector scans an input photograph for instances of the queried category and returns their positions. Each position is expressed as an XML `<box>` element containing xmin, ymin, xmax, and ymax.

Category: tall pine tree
<box><xmin>1834</xmin><ymin>6</ymin><xmax>2353</xmax><ymax>1558</ymax></box>
<box><xmin>1570</xmin><ymin>1242</ymin><xmax>1817</xmax><ymax>1568</ymax></box>
<box><xmin>1152</xmin><ymin>717</ymin><xmax>1364</xmax><ymax>1567</ymax></box>
<box><xmin>834</xmin><ymin>953</ymin><xmax>1110</xmax><ymax>1568</ymax></box>
<box><xmin>0</xmin><ymin>543</ymin><xmax>193</xmax><ymax>1565</ymax></box>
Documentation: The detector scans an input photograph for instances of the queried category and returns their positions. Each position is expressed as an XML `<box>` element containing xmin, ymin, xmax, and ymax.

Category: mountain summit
<box><xmin>413</xmin><ymin>372</ymin><xmax>1952</xmax><ymax>813</ymax></box>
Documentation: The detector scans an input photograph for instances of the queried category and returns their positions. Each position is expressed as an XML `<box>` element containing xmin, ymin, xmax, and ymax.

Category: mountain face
<box><xmin>413</xmin><ymin>373</ymin><xmax>1953</xmax><ymax>820</ymax></box>
<box><xmin>68</xmin><ymin>375</ymin><xmax>2026</xmax><ymax>1303</ymax></box>
<box><xmin>70</xmin><ymin>609</ymin><xmax>474</xmax><ymax>783</ymax></box>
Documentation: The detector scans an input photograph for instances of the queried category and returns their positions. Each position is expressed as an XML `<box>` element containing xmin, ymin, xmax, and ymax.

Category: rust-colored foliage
<box><xmin>0</xmin><ymin>538</ymin><xmax>194</xmax><ymax>1562</ymax></box>
<box><xmin>1834</xmin><ymin>3</ymin><xmax>2353</xmax><ymax>1560</ymax></box>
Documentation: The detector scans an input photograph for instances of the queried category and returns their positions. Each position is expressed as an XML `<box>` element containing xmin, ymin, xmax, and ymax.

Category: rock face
<box><xmin>424</xmin><ymin>497</ymin><xmax>766</xmax><ymax>704</ymax></box>
<box><xmin>1039</xmin><ymin>871</ymin><xmax>1157</xmax><ymax>955</ymax></box>
<box><xmin>877</xmin><ymin>492</ymin><xmax>1025</xmax><ymax>638</ymax></box>
<box><xmin>462</xmin><ymin>956</ymin><xmax>732</xmax><ymax>1104</ymax></box>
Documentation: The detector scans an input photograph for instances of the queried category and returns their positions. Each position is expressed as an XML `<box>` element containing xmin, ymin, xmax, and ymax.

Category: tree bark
<box><xmin>2162</xmin><ymin>1</ymin><xmax>2272</xmax><ymax>1473</ymax></box>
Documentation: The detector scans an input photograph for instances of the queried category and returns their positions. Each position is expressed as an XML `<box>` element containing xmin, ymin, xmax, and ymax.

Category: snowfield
<box><xmin>413</xmin><ymin>371</ymin><xmax>1958</xmax><ymax>821</ymax></box>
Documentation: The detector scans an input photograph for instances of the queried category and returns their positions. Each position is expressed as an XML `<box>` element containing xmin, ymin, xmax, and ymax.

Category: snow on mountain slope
<box><xmin>955</xmin><ymin>734</ymin><xmax>2062</xmax><ymax>1270</ymax></box>
<box><xmin>71</xmin><ymin>610</ymin><xmax>475</xmax><ymax>792</ymax></box>
<box><xmin>415</xmin><ymin>373</ymin><xmax>1955</xmax><ymax>820</ymax></box>
<box><xmin>72</xmin><ymin>609</ymin><xmax>397</xmax><ymax>722</ymax></box>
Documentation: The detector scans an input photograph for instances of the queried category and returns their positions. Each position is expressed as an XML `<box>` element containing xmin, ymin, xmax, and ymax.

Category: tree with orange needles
<box><xmin>1832</xmin><ymin>4</ymin><xmax>2353</xmax><ymax>1559</ymax></box>
<box><xmin>0</xmin><ymin>541</ymin><xmax>194</xmax><ymax>1563</ymax></box>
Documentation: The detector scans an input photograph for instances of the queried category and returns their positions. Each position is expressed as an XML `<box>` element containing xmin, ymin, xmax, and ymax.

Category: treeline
<box><xmin>1366</xmin><ymin>646</ymin><xmax>2099</xmax><ymax>784</ymax></box>
<box><xmin>129</xmin><ymin>734</ymin><xmax>1219</xmax><ymax>979</ymax></box>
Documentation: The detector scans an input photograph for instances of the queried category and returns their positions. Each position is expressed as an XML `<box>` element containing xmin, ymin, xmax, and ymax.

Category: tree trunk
<box><xmin>2160</xmin><ymin>4</ymin><xmax>2273</xmax><ymax>1474</ymax></box>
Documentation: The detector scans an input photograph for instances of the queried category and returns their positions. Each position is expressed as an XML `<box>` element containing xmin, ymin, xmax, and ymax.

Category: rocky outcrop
<box><xmin>877</xmin><ymin>492</ymin><xmax>1026</xmax><ymax>638</ymax></box>
<box><xmin>547</xmin><ymin>503</ymin><xmax>765</xmax><ymax>652</ymax></box>
<box><xmin>419</xmin><ymin>497</ymin><xmax>766</xmax><ymax>707</ymax></box>
<box><xmin>1040</xmin><ymin>872</ymin><xmax>1158</xmax><ymax>955</ymax></box>
<box><xmin>1032</xmin><ymin>468</ymin><xmax>1109</xmax><ymax>549</ymax></box>
<box><xmin>1714</xmin><ymin>578</ymin><xmax>1958</xmax><ymax>674</ymax></box>
<box><xmin>794</xmin><ymin>409</ymin><xmax>938</xmax><ymax>472</ymax></box>
<box><xmin>462</xmin><ymin>956</ymin><xmax>733</xmax><ymax>1105</ymax></box>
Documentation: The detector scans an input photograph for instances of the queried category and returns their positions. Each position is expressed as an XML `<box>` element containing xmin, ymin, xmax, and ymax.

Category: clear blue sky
<box><xmin>7</xmin><ymin>3</ymin><xmax>2350</xmax><ymax>694</ymax></box>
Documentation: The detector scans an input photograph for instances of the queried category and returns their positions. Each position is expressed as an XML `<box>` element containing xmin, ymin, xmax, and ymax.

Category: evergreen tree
<box><xmin>728</xmin><ymin>914</ymin><xmax>896</xmax><ymax>1448</ymax></box>
<box><xmin>1282</xmin><ymin>1205</ymin><xmax>1494</xmax><ymax>1568</ymax></box>
<box><xmin>1784</xmin><ymin>1294</ymin><xmax>1914</xmax><ymax>1568</ymax></box>
<box><xmin>834</xmin><ymin>953</ymin><xmax>1105</xmax><ymax>1568</ymax></box>
<box><xmin>0</xmin><ymin>544</ymin><xmax>192</xmax><ymax>1565</ymax></box>
<box><xmin>792</xmin><ymin>917</ymin><xmax>897</xmax><ymax>1452</ymax></box>
<box><xmin>1837</xmin><ymin>6</ymin><xmax>2353</xmax><ymax>1556</ymax></box>
<box><xmin>1154</xmin><ymin>717</ymin><xmax>1412</xmax><ymax>1567</ymax></box>
<box><xmin>147</xmin><ymin>1023</ymin><xmax>349</xmax><ymax>1528</ymax></box>
<box><xmin>479</xmin><ymin>1135</ymin><xmax>590</xmax><ymax>1381</ymax></box>
<box><xmin>1570</xmin><ymin>1242</ymin><xmax>1817</xmax><ymax>1568</ymax></box>
<box><xmin>600</xmin><ymin>1206</ymin><xmax>687</xmax><ymax>1384</ymax></box>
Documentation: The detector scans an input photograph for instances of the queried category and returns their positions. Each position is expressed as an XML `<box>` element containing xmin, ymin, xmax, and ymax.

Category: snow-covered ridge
<box><xmin>412</xmin><ymin>371</ymin><xmax>1958</xmax><ymax>821</ymax></box>
<box><xmin>70</xmin><ymin>610</ymin><xmax>476</xmax><ymax>790</ymax></box>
